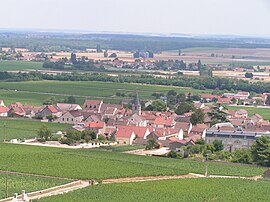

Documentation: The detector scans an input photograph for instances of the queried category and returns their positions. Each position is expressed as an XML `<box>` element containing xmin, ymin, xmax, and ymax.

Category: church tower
<box><xmin>132</xmin><ymin>92</ymin><xmax>142</xmax><ymax>115</ymax></box>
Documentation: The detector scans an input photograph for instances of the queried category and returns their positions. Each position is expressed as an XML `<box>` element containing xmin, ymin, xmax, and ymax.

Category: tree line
<box><xmin>0</xmin><ymin>71</ymin><xmax>270</xmax><ymax>94</ymax></box>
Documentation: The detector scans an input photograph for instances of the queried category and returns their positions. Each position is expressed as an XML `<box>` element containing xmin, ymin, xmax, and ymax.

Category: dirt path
<box><xmin>0</xmin><ymin>180</ymin><xmax>91</xmax><ymax>202</ymax></box>
<box><xmin>102</xmin><ymin>173</ymin><xmax>204</xmax><ymax>184</ymax></box>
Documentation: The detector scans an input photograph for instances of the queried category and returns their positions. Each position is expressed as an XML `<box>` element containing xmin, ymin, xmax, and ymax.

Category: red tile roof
<box><xmin>154</xmin><ymin>117</ymin><xmax>175</xmax><ymax>126</ymax></box>
<box><xmin>0</xmin><ymin>106</ymin><xmax>9</xmax><ymax>113</ymax></box>
<box><xmin>47</xmin><ymin>105</ymin><xmax>59</xmax><ymax>113</ymax></box>
<box><xmin>117</xmin><ymin>125</ymin><xmax>152</xmax><ymax>138</ymax></box>
<box><xmin>85</xmin><ymin>122</ymin><xmax>105</xmax><ymax>129</ymax></box>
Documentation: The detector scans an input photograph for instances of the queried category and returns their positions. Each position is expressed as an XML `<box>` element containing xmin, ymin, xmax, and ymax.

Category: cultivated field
<box><xmin>0</xmin><ymin>61</ymin><xmax>43</xmax><ymax>71</ymax></box>
<box><xmin>0</xmin><ymin>80</ymin><xmax>204</xmax><ymax>105</ymax></box>
<box><xmin>227</xmin><ymin>106</ymin><xmax>270</xmax><ymax>120</ymax></box>
<box><xmin>0</xmin><ymin>173</ymin><xmax>70</xmax><ymax>199</ymax></box>
<box><xmin>0</xmin><ymin>144</ymin><xmax>265</xmax><ymax>181</ymax></box>
<box><xmin>24</xmin><ymin>48</ymin><xmax>270</xmax><ymax>66</ymax></box>
<box><xmin>157</xmin><ymin>48</ymin><xmax>270</xmax><ymax>65</ymax></box>
<box><xmin>0</xmin><ymin>119</ymin><xmax>72</xmax><ymax>141</ymax></box>
<box><xmin>36</xmin><ymin>178</ymin><xmax>270</xmax><ymax>202</ymax></box>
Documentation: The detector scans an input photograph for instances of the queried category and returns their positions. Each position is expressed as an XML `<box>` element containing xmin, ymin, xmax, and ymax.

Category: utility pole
<box><xmin>4</xmin><ymin>122</ymin><xmax>6</xmax><ymax>143</ymax></box>
<box><xmin>5</xmin><ymin>173</ymin><xmax>8</xmax><ymax>198</ymax></box>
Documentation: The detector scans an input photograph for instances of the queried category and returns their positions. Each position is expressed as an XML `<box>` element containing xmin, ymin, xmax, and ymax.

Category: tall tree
<box><xmin>190</xmin><ymin>109</ymin><xmax>205</xmax><ymax>125</ymax></box>
<box><xmin>251</xmin><ymin>136</ymin><xmax>270</xmax><ymax>166</ymax></box>
<box><xmin>37</xmin><ymin>124</ymin><xmax>51</xmax><ymax>141</ymax></box>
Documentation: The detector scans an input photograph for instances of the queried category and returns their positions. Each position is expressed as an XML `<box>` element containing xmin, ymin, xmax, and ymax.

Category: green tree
<box><xmin>146</xmin><ymin>100</ymin><xmax>167</xmax><ymax>112</ymax></box>
<box><xmin>190</xmin><ymin>109</ymin><xmax>205</xmax><ymax>125</ymax></box>
<box><xmin>145</xmin><ymin>139</ymin><xmax>160</xmax><ymax>150</ymax></box>
<box><xmin>84</xmin><ymin>135</ymin><xmax>91</xmax><ymax>144</ymax></box>
<box><xmin>176</xmin><ymin>93</ymin><xmax>186</xmax><ymax>103</ymax></box>
<box><xmin>175</xmin><ymin>102</ymin><xmax>195</xmax><ymax>115</ymax></box>
<box><xmin>167</xmin><ymin>90</ymin><xmax>177</xmax><ymax>97</ymax></box>
<box><xmin>232</xmin><ymin>149</ymin><xmax>252</xmax><ymax>164</ymax></box>
<box><xmin>213</xmin><ymin>140</ymin><xmax>224</xmax><ymax>152</ymax></box>
<box><xmin>37</xmin><ymin>124</ymin><xmax>51</xmax><ymax>141</ymax></box>
<box><xmin>251</xmin><ymin>136</ymin><xmax>270</xmax><ymax>166</ymax></box>
<box><xmin>65</xmin><ymin>96</ymin><xmax>76</xmax><ymax>104</ymax></box>
<box><xmin>66</xmin><ymin>130</ymin><xmax>82</xmax><ymax>141</ymax></box>
<box><xmin>82</xmin><ymin>130</ymin><xmax>97</xmax><ymax>140</ymax></box>
<box><xmin>245</xmin><ymin>72</ymin><xmax>254</xmax><ymax>79</ymax></box>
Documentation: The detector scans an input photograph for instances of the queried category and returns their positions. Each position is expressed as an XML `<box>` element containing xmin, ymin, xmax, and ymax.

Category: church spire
<box><xmin>132</xmin><ymin>91</ymin><xmax>141</xmax><ymax>115</ymax></box>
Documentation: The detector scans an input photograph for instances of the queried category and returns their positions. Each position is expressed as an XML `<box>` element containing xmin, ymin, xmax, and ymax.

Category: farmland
<box><xmin>0</xmin><ymin>119</ymin><xmax>72</xmax><ymax>141</ymax></box>
<box><xmin>227</xmin><ymin>105</ymin><xmax>270</xmax><ymax>120</ymax></box>
<box><xmin>37</xmin><ymin>178</ymin><xmax>270</xmax><ymax>202</ymax></box>
<box><xmin>0</xmin><ymin>173</ymin><xmax>70</xmax><ymax>199</ymax></box>
<box><xmin>0</xmin><ymin>61</ymin><xmax>43</xmax><ymax>71</ymax></box>
<box><xmin>0</xmin><ymin>144</ymin><xmax>265</xmax><ymax>180</ymax></box>
<box><xmin>0</xmin><ymin>80</ymin><xmax>205</xmax><ymax>105</ymax></box>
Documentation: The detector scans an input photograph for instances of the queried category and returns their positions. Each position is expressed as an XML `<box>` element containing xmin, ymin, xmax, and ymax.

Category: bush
<box><xmin>60</xmin><ymin>138</ymin><xmax>75</xmax><ymax>145</ymax></box>
<box><xmin>231</xmin><ymin>149</ymin><xmax>253</xmax><ymax>164</ymax></box>
<box><xmin>168</xmin><ymin>151</ymin><xmax>183</xmax><ymax>159</ymax></box>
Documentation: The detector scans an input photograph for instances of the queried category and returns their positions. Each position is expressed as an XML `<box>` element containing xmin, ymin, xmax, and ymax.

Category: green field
<box><xmin>0</xmin><ymin>173</ymin><xmax>70</xmax><ymax>199</ymax></box>
<box><xmin>227</xmin><ymin>106</ymin><xmax>270</xmax><ymax>120</ymax></box>
<box><xmin>0</xmin><ymin>61</ymin><xmax>43</xmax><ymax>71</ymax></box>
<box><xmin>36</xmin><ymin>178</ymin><xmax>270</xmax><ymax>202</ymax></box>
<box><xmin>0</xmin><ymin>144</ymin><xmax>265</xmax><ymax>180</ymax></box>
<box><xmin>0</xmin><ymin>119</ymin><xmax>72</xmax><ymax>141</ymax></box>
<box><xmin>0</xmin><ymin>80</ymin><xmax>205</xmax><ymax>105</ymax></box>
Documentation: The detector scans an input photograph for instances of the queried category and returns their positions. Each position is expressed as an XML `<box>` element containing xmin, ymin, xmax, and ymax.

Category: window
<box><xmin>67</xmin><ymin>118</ymin><xmax>69</xmax><ymax>121</ymax></box>
<box><xmin>62</xmin><ymin>118</ymin><xmax>64</xmax><ymax>121</ymax></box>
<box><xmin>72</xmin><ymin>118</ymin><xmax>74</xmax><ymax>121</ymax></box>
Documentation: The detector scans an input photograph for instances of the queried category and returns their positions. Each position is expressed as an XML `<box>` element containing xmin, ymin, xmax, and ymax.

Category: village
<box><xmin>1</xmin><ymin>88</ymin><xmax>270</xmax><ymax>156</ymax></box>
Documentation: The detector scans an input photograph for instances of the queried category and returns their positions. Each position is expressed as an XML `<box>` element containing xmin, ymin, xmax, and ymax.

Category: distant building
<box><xmin>132</xmin><ymin>92</ymin><xmax>142</xmax><ymax>115</ymax></box>
<box><xmin>206</xmin><ymin>123</ymin><xmax>270</xmax><ymax>152</ymax></box>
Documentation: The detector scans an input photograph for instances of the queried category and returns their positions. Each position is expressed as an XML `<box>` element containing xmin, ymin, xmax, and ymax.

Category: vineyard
<box><xmin>0</xmin><ymin>173</ymin><xmax>70</xmax><ymax>199</ymax></box>
<box><xmin>0</xmin><ymin>80</ymin><xmax>204</xmax><ymax>106</ymax></box>
<box><xmin>0</xmin><ymin>144</ymin><xmax>265</xmax><ymax>180</ymax></box>
<box><xmin>36</xmin><ymin>178</ymin><xmax>270</xmax><ymax>202</ymax></box>
<box><xmin>0</xmin><ymin>119</ymin><xmax>72</xmax><ymax>142</ymax></box>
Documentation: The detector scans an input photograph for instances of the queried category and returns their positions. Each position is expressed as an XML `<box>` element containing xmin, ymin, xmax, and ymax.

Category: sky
<box><xmin>1</xmin><ymin>0</ymin><xmax>270</xmax><ymax>36</ymax></box>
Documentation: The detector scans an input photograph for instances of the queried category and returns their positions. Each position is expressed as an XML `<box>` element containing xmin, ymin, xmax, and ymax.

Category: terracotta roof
<box><xmin>190</xmin><ymin>124</ymin><xmax>208</xmax><ymax>134</ymax></box>
<box><xmin>155</xmin><ymin>128</ymin><xmax>179</xmax><ymax>137</ymax></box>
<box><xmin>201</xmin><ymin>94</ymin><xmax>216</xmax><ymax>99</ymax></box>
<box><xmin>0</xmin><ymin>106</ymin><xmax>9</xmax><ymax>113</ymax></box>
<box><xmin>174</xmin><ymin>122</ymin><xmax>190</xmax><ymax>131</ymax></box>
<box><xmin>116</xmin><ymin>127</ymin><xmax>135</xmax><ymax>138</ymax></box>
<box><xmin>154</xmin><ymin>117</ymin><xmax>175</xmax><ymax>126</ymax></box>
<box><xmin>9</xmin><ymin>105</ymin><xmax>26</xmax><ymax>116</ymax></box>
<box><xmin>85</xmin><ymin>122</ymin><xmax>105</xmax><ymax>129</ymax></box>
<box><xmin>117</xmin><ymin>125</ymin><xmax>152</xmax><ymax>138</ymax></box>
<box><xmin>217</xmin><ymin>97</ymin><xmax>231</xmax><ymax>103</ymax></box>
<box><xmin>238</xmin><ymin>92</ymin><xmax>249</xmax><ymax>95</ymax></box>
<box><xmin>47</xmin><ymin>105</ymin><xmax>59</xmax><ymax>113</ymax></box>
<box><xmin>100</xmin><ymin>103</ymin><xmax>122</xmax><ymax>113</ymax></box>
<box><xmin>104</xmin><ymin>127</ymin><xmax>116</xmax><ymax>135</ymax></box>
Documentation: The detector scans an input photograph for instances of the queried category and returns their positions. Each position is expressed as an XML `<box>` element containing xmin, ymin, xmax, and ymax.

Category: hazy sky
<box><xmin>1</xmin><ymin>0</ymin><xmax>270</xmax><ymax>36</ymax></box>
